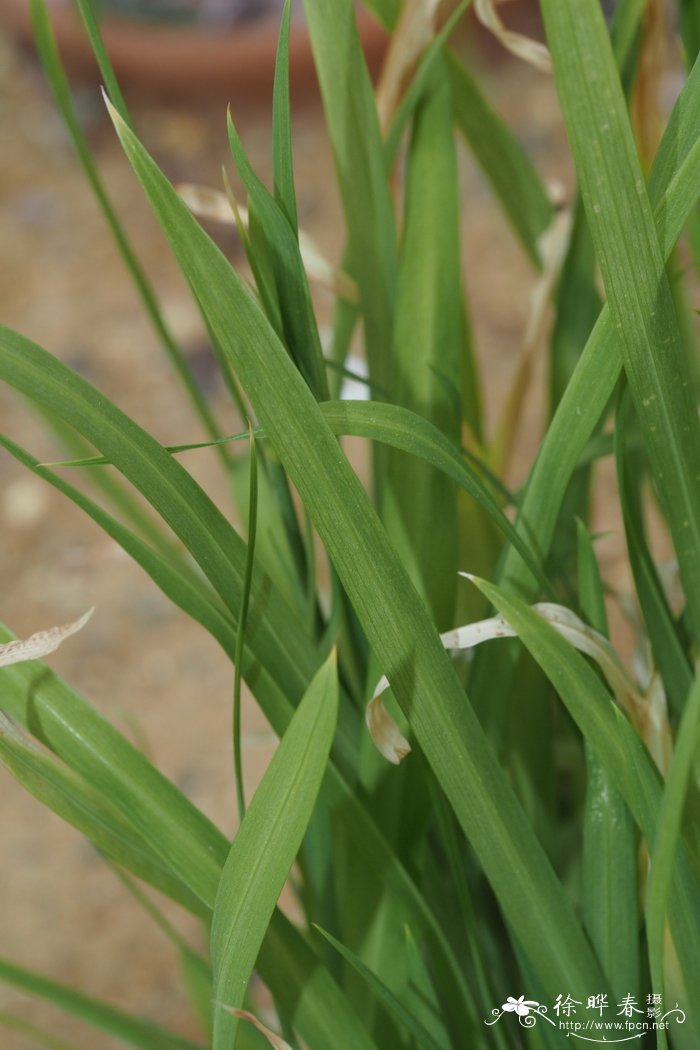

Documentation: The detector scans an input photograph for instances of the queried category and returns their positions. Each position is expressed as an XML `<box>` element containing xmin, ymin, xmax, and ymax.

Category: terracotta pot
<box><xmin>2</xmin><ymin>0</ymin><xmax>389</xmax><ymax>100</ymax></box>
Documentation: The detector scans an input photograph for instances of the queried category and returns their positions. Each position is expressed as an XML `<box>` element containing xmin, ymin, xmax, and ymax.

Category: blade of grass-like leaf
<box><xmin>617</xmin><ymin>394</ymin><xmax>692</xmax><ymax>722</ymax></box>
<box><xmin>497</xmin><ymin>44</ymin><xmax>700</xmax><ymax>602</ymax></box>
<box><xmin>448</xmin><ymin>51</ymin><xmax>552</xmax><ymax>269</ymax></box>
<box><xmin>0</xmin><ymin>369</ymin><xmax>474</xmax><ymax>1022</ymax></box>
<box><xmin>109</xmin><ymin>865</ymin><xmax>213</xmax><ymax>1037</ymax></box>
<box><xmin>108</xmin><ymin>96</ymin><xmax>608</xmax><ymax>1005</ymax></box>
<box><xmin>469</xmin><ymin>576</ymin><xmax>700</xmax><ymax>1038</ymax></box>
<box><xmin>615</xmin><ymin>394</ymin><xmax>693</xmax><ymax>717</ymax></box>
<box><xmin>545</xmin><ymin>201</ymin><xmax>601</xmax><ymax>579</ymax></box>
<box><xmin>611</xmin><ymin>0</ymin><xmax>646</xmax><ymax>68</ymax></box>
<box><xmin>234</xmin><ymin>422</ymin><xmax>258</xmax><ymax>818</ymax></box>
<box><xmin>0</xmin><ymin>713</ymin><xmax>209</xmax><ymax>919</ymax></box>
<box><xmin>227</xmin><ymin>111</ymin><xmax>328</xmax><ymax>400</ymax></box>
<box><xmin>73</xmin><ymin>0</ymin><xmax>130</xmax><ymax>125</ymax></box>
<box><xmin>426</xmin><ymin>778</ymin><xmax>507</xmax><ymax>1047</ymax></box>
<box><xmin>0</xmin><ymin>436</ymin><xmax>236</xmax><ymax>650</ymax></box>
<box><xmin>0</xmin><ymin>644</ymin><xmax>229</xmax><ymax>907</ymax></box>
<box><xmin>29</xmin><ymin>0</ymin><xmax>229</xmax><ymax>465</ymax></box>
<box><xmin>33</xmin><ymin>402</ymin><xmax>544</xmax><ymax>593</ymax></box>
<box><xmin>34</xmin><ymin>410</ymin><xmax>184</xmax><ymax>563</ymax></box>
<box><xmin>258</xmin><ymin>910</ymin><xmax>379</xmax><ymax>1050</ymax></box>
<box><xmin>302</xmin><ymin>0</ymin><xmax>397</xmax><ymax>393</ymax></box>
<box><xmin>646</xmin><ymin>669</ymin><xmax>700</xmax><ymax>1033</ymax></box>
<box><xmin>314</xmin><ymin>926</ymin><xmax>448</xmax><ymax>1050</ymax></box>
<box><xmin>383</xmin><ymin>57</ymin><xmax>462</xmax><ymax>625</ymax></box>
<box><xmin>0</xmin><ymin>645</ymin><xmax>447</xmax><ymax>1047</ymax></box>
<box><xmin>0</xmin><ymin>326</ymin><xmax>339</xmax><ymax>769</ymax></box>
<box><xmin>323</xmin><ymin>401</ymin><xmax>552</xmax><ymax>596</ymax></box>
<box><xmin>360</xmin><ymin>0</ymin><xmax>401</xmax><ymax>28</ymax></box>
<box><xmin>577</xmin><ymin>522</ymin><xmax>639</xmax><ymax>1003</ymax></box>
<box><xmin>680</xmin><ymin>0</ymin><xmax>700</xmax><ymax>65</ymax></box>
<box><xmin>272</xmin><ymin>0</ymin><xmax>297</xmax><ymax>232</ymax></box>
<box><xmin>539</xmin><ymin>0</ymin><xmax>700</xmax><ymax>644</ymax></box>
<box><xmin>0</xmin><ymin>959</ymin><xmax>204</xmax><ymax>1050</ymax></box>
<box><xmin>0</xmin><ymin>719</ymin><xmax>207</xmax><ymax>916</ymax></box>
<box><xmin>211</xmin><ymin>652</ymin><xmax>338</xmax><ymax>1049</ymax></box>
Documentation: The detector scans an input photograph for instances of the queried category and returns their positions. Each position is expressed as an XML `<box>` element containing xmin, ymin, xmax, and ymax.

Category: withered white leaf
<box><xmin>474</xmin><ymin>0</ymin><xmax>552</xmax><ymax>73</ymax></box>
<box><xmin>176</xmin><ymin>183</ymin><xmax>358</xmax><ymax>303</ymax></box>
<box><xmin>0</xmin><ymin>609</ymin><xmax>94</xmax><ymax>669</ymax></box>
<box><xmin>367</xmin><ymin>580</ymin><xmax>667</xmax><ymax>769</ymax></box>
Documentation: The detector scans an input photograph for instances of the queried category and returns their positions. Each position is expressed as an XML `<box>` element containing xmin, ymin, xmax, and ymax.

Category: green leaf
<box><xmin>314</xmin><ymin>925</ymin><xmax>448</xmax><ymax>1050</ymax></box>
<box><xmin>234</xmin><ymin>422</ymin><xmax>259</xmax><ymax>819</ymax></box>
<box><xmin>469</xmin><ymin>576</ymin><xmax>700</xmax><ymax>1038</ymax></box>
<box><xmin>0</xmin><ymin>435</ymin><xmax>237</xmax><ymax>659</ymax></box>
<box><xmin>30</xmin><ymin>0</ymin><xmax>228</xmax><ymax>462</ymax></box>
<box><xmin>322</xmin><ymin>401</ymin><xmax>552</xmax><ymax>597</ymax></box>
<box><xmin>646</xmin><ymin>669</ymin><xmax>700</xmax><ymax>1015</ymax></box>
<box><xmin>227</xmin><ymin>110</ymin><xmax>328</xmax><ymax>399</ymax></box>
<box><xmin>107</xmin><ymin>90</ymin><xmax>607</xmax><ymax>1007</ymax></box>
<box><xmin>615</xmin><ymin>394</ymin><xmax>693</xmax><ymax>718</ymax></box>
<box><xmin>0</xmin><ymin>721</ymin><xmax>208</xmax><ymax>917</ymax></box>
<box><xmin>448</xmin><ymin>51</ymin><xmax>552</xmax><ymax>269</ymax></box>
<box><xmin>302</xmin><ymin>0</ymin><xmax>397</xmax><ymax>391</ymax></box>
<box><xmin>0</xmin><ymin>639</ymin><xmax>228</xmax><ymax>908</ymax></box>
<box><xmin>211</xmin><ymin>652</ymin><xmax>338</xmax><ymax>1049</ymax></box>
<box><xmin>29</xmin><ymin>401</ymin><xmax>550</xmax><ymax>598</ymax></box>
<box><xmin>498</xmin><ymin>43</ymin><xmax>700</xmax><ymax>602</ymax></box>
<box><xmin>0</xmin><ymin>356</ymin><xmax>472</xmax><ymax>1021</ymax></box>
<box><xmin>577</xmin><ymin>522</ymin><xmax>639</xmax><ymax>1003</ymax></box>
<box><xmin>383</xmin><ymin>57</ymin><xmax>463</xmax><ymax>625</ymax></box>
<box><xmin>272</xmin><ymin>0</ymin><xmax>298</xmax><ymax>232</ymax></box>
<box><xmin>73</xmin><ymin>0</ymin><xmax>131</xmax><ymax>125</ymax></box>
<box><xmin>539</xmin><ymin>0</ymin><xmax>700</xmax><ymax>644</ymax></box>
<box><xmin>0</xmin><ymin>326</ymin><xmax>331</xmax><ymax>776</ymax></box>
<box><xmin>257</xmin><ymin>910</ymin><xmax>379</xmax><ymax>1050</ymax></box>
<box><xmin>0</xmin><ymin>958</ymin><xmax>203</xmax><ymax>1050</ymax></box>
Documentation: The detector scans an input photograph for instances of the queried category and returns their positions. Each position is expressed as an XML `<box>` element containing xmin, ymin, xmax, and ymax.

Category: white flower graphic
<box><xmin>502</xmin><ymin>996</ymin><xmax>539</xmax><ymax>1017</ymax></box>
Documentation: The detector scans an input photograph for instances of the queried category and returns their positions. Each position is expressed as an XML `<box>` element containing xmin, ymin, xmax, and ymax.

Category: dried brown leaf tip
<box><xmin>0</xmin><ymin>609</ymin><xmax>94</xmax><ymax>669</ymax></box>
<box><xmin>219</xmin><ymin>1007</ymin><xmax>293</xmax><ymax>1050</ymax></box>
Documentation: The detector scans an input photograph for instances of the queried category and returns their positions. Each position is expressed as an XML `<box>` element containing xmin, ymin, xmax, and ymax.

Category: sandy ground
<box><xmin>0</xmin><ymin>12</ymin><xmax>652</xmax><ymax>1047</ymax></box>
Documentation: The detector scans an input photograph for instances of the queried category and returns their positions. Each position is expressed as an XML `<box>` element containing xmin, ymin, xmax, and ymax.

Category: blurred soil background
<box><xmin>0</xmin><ymin>3</ymin><xmax>673</xmax><ymax>1045</ymax></box>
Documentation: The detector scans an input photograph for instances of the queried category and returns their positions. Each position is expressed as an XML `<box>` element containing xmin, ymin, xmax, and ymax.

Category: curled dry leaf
<box><xmin>219</xmin><ymin>1007</ymin><xmax>293</xmax><ymax>1050</ymax></box>
<box><xmin>0</xmin><ymin>608</ymin><xmax>94</xmax><ymax>669</ymax></box>
<box><xmin>177</xmin><ymin>182</ymin><xmax>358</xmax><ymax>303</ymax></box>
<box><xmin>474</xmin><ymin>0</ymin><xmax>552</xmax><ymax>74</ymax></box>
<box><xmin>367</xmin><ymin>585</ymin><xmax>668</xmax><ymax>770</ymax></box>
<box><xmin>366</xmin><ymin>691</ymin><xmax>411</xmax><ymax>765</ymax></box>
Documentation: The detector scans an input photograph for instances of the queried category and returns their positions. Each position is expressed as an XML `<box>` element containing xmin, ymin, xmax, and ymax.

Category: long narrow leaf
<box><xmin>30</xmin><ymin>0</ymin><xmax>228</xmax><ymax>461</ymax></box>
<box><xmin>107</xmin><ymin>97</ymin><xmax>607</xmax><ymax>1004</ymax></box>
<box><xmin>211</xmin><ymin>653</ymin><xmax>338</xmax><ymax>1048</ymax></box>
<box><xmin>646</xmin><ymin>668</ymin><xmax>700</xmax><ymax>1014</ymax></box>
<box><xmin>498</xmin><ymin>45</ymin><xmax>700</xmax><ymax>600</ymax></box>
<box><xmin>0</xmin><ymin>958</ymin><xmax>203</xmax><ymax>1050</ymax></box>
<box><xmin>470</xmin><ymin>576</ymin><xmax>700</xmax><ymax>1038</ymax></box>
<box><xmin>0</xmin><ymin>721</ymin><xmax>208</xmax><ymax>917</ymax></box>
<box><xmin>302</xmin><ymin>0</ymin><xmax>397</xmax><ymax>391</ymax></box>
<box><xmin>0</xmin><ymin>642</ymin><xmax>228</xmax><ymax>907</ymax></box>
<box><xmin>539</xmin><ymin>0</ymin><xmax>700</xmax><ymax>643</ymax></box>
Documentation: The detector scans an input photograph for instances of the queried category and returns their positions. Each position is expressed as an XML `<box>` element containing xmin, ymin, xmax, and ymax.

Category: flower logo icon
<box><xmin>502</xmin><ymin>996</ymin><xmax>539</xmax><ymax>1017</ymax></box>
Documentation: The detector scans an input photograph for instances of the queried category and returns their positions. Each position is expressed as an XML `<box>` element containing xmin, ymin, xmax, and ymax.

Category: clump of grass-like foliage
<box><xmin>1</xmin><ymin>0</ymin><xmax>700</xmax><ymax>1047</ymax></box>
